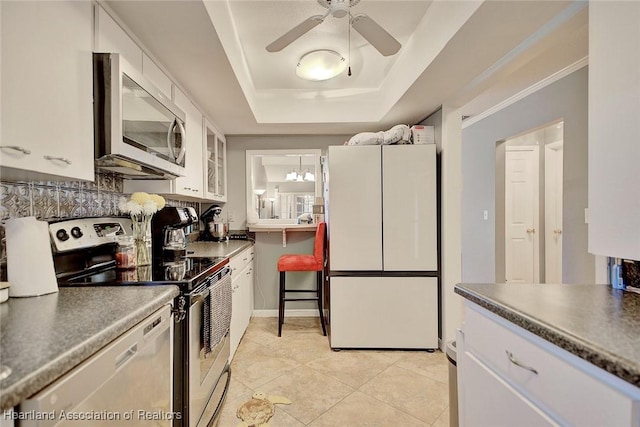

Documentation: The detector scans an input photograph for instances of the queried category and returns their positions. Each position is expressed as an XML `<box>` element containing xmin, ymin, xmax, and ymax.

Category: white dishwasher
<box><xmin>19</xmin><ymin>305</ymin><xmax>173</xmax><ymax>427</ymax></box>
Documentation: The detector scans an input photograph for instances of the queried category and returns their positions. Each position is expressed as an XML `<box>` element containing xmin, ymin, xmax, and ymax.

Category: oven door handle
<box><xmin>191</xmin><ymin>288</ymin><xmax>210</xmax><ymax>304</ymax></box>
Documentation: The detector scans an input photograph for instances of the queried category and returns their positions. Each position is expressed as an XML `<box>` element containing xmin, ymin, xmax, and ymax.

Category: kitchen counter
<box><xmin>455</xmin><ymin>283</ymin><xmax>640</xmax><ymax>387</ymax></box>
<box><xmin>187</xmin><ymin>240</ymin><xmax>253</xmax><ymax>259</ymax></box>
<box><xmin>0</xmin><ymin>285</ymin><xmax>179</xmax><ymax>410</ymax></box>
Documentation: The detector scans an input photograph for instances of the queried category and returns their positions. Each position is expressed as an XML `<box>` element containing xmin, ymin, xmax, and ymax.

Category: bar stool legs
<box><xmin>278</xmin><ymin>271</ymin><xmax>285</xmax><ymax>337</ymax></box>
<box><xmin>278</xmin><ymin>270</ymin><xmax>327</xmax><ymax>337</ymax></box>
<box><xmin>317</xmin><ymin>271</ymin><xmax>327</xmax><ymax>336</ymax></box>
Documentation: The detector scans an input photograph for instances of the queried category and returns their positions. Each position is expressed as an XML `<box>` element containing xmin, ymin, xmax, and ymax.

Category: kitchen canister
<box><xmin>5</xmin><ymin>216</ymin><xmax>59</xmax><ymax>297</ymax></box>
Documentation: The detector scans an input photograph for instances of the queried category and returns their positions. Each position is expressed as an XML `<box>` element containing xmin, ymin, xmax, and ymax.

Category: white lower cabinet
<box><xmin>458</xmin><ymin>302</ymin><xmax>640</xmax><ymax>427</ymax></box>
<box><xmin>460</xmin><ymin>351</ymin><xmax>558</xmax><ymax>427</ymax></box>
<box><xmin>230</xmin><ymin>246</ymin><xmax>254</xmax><ymax>359</ymax></box>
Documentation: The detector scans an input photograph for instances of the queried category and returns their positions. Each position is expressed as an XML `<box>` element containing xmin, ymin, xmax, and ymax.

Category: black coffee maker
<box><xmin>151</xmin><ymin>206</ymin><xmax>198</xmax><ymax>264</ymax></box>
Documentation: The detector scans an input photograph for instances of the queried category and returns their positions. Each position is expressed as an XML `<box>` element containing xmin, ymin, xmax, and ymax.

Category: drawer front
<box><xmin>230</xmin><ymin>246</ymin><xmax>254</xmax><ymax>278</ymax></box>
<box><xmin>464</xmin><ymin>303</ymin><xmax>639</xmax><ymax>426</ymax></box>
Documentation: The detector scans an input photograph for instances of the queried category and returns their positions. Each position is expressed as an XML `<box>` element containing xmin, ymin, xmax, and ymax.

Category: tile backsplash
<box><xmin>1</xmin><ymin>173</ymin><xmax>125</xmax><ymax>220</ymax></box>
<box><xmin>0</xmin><ymin>172</ymin><xmax>200</xmax><ymax>277</ymax></box>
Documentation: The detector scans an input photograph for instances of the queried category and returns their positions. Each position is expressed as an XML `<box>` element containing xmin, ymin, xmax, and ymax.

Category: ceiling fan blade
<box><xmin>266</xmin><ymin>15</ymin><xmax>325</xmax><ymax>52</ymax></box>
<box><xmin>350</xmin><ymin>13</ymin><xmax>401</xmax><ymax>56</ymax></box>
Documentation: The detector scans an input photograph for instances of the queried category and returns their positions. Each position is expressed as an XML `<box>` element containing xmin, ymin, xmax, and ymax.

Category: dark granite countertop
<box><xmin>186</xmin><ymin>240</ymin><xmax>253</xmax><ymax>260</ymax></box>
<box><xmin>0</xmin><ymin>286</ymin><xmax>179</xmax><ymax>410</ymax></box>
<box><xmin>455</xmin><ymin>283</ymin><xmax>640</xmax><ymax>388</ymax></box>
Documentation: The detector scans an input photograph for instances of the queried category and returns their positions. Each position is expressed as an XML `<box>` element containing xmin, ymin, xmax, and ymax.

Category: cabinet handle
<box><xmin>553</xmin><ymin>229</ymin><xmax>562</xmax><ymax>235</ymax></box>
<box><xmin>506</xmin><ymin>350</ymin><xmax>538</xmax><ymax>375</ymax></box>
<box><xmin>44</xmin><ymin>155</ymin><xmax>71</xmax><ymax>165</ymax></box>
<box><xmin>526</xmin><ymin>228</ymin><xmax>535</xmax><ymax>234</ymax></box>
<box><xmin>1</xmin><ymin>145</ymin><xmax>31</xmax><ymax>155</ymax></box>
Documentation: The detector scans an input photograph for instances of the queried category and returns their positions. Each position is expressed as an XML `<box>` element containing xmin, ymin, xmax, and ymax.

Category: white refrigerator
<box><xmin>327</xmin><ymin>144</ymin><xmax>439</xmax><ymax>349</ymax></box>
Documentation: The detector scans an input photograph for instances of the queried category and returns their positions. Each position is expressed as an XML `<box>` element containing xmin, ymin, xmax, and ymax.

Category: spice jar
<box><xmin>115</xmin><ymin>236</ymin><xmax>137</xmax><ymax>269</ymax></box>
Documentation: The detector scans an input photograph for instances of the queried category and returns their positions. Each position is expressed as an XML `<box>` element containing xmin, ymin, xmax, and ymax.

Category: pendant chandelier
<box><xmin>285</xmin><ymin>156</ymin><xmax>314</xmax><ymax>182</ymax></box>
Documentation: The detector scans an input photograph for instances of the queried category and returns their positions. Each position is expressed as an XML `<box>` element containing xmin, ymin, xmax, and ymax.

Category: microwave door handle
<box><xmin>166</xmin><ymin>118</ymin><xmax>186</xmax><ymax>165</ymax></box>
<box><xmin>174</xmin><ymin>119</ymin><xmax>186</xmax><ymax>164</ymax></box>
<box><xmin>166</xmin><ymin>118</ymin><xmax>177</xmax><ymax>160</ymax></box>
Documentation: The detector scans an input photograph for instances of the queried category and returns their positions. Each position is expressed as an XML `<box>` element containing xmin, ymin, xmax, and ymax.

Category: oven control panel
<box><xmin>49</xmin><ymin>217</ymin><xmax>133</xmax><ymax>253</ymax></box>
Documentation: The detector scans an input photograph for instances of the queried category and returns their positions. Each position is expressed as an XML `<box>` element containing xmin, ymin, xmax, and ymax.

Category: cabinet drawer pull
<box><xmin>506</xmin><ymin>350</ymin><xmax>538</xmax><ymax>375</ymax></box>
<box><xmin>1</xmin><ymin>145</ymin><xmax>31</xmax><ymax>155</ymax></box>
<box><xmin>44</xmin><ymin>155</ymin><xmax>71</xmax><ymax>165</ymax></box>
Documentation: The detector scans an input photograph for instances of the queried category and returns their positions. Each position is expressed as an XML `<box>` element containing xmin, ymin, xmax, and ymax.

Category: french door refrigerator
<box><xmin>327</xmin><ymin>144</ymin><xmax>438</xmax><ymax>349</ymax></box>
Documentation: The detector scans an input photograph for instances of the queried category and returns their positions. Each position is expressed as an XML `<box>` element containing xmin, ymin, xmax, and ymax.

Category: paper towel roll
<box><xmin>5</xmin><ymin>217</ymin><xmax>58</xmax><ymax>297</ymax></box>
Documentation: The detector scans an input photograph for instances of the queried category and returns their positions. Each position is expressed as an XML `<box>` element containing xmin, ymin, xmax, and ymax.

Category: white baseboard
<box><xmin>252</xmin><ymin>309</ymin><xmax>320</xmax><ymax>318</ymax></box>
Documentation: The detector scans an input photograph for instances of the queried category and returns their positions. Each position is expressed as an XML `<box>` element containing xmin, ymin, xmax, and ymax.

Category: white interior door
<box><xmin>545</xmin><ymin>142</ymin><xmax>563</xmax><ymax>283</ymax></box>
<box><xmin>505</xmin><ymin>146</ymin><xmax>539</xmax><ymax>284</ymax></box>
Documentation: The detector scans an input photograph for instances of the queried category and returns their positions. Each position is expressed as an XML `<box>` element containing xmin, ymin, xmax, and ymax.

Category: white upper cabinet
<box><xmin>588</xmin><ymin>1</ymin><xmax>640</xmax><ymax>260</ymax></box>
<box><xmin>0</xmin><ymin>0</ymin><xmax>94</xmax><ymax>182</ymax></box>
<box><xmin>94</xmin><ymin>5</ymin><xmax>142</xmax><ymax>71</ymax></box>
<box><xmin>172</xmin><ymin>88</ymin><xmax>204</xmax><ymax>198</ymax></box>
<box><xmin>142</xmin><ymin>53</ymin><xmax>172</xmax><ymax>101</ymax></box>
<box><xmin>204</xmin><ymin>119</ymin><xmax>227</xmax><ymax>202</ymax></box>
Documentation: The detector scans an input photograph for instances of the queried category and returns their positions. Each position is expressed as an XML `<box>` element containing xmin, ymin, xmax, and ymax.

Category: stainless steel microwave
<box><xmin>93</xmin><ymin>52</ymin><xmax>186</xmax><ymax>179</ymax></box>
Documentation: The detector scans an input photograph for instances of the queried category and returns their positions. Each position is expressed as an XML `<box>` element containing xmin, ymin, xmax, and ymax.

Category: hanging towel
<box><xmin>203</xmin><ymin>272</ymin><xmax>232</xmax><ymax>356</ymax></box>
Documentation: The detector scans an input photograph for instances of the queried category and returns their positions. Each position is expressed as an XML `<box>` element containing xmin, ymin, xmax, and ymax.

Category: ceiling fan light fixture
<box><xmin>296</xmin><ymin>49</ymin><xmax>346</xmax><ymax>81</ymax></box>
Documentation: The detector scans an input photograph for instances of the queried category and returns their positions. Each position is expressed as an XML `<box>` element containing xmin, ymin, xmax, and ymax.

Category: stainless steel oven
<box><xmin>93</xmin><ymin>52</ymin><xmax>187</xmax><ymax>179</ymax></box>
<box><xmin>183</xmin><ymin>268</ymin><xmax>231</xmax><ymax>427</ymax></box>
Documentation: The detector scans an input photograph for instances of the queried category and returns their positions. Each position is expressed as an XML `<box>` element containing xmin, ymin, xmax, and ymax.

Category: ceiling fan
<box><xmin>266</xmin><ymin>0</ymin><xmax>401</xmax><ymax>57</ymax></box>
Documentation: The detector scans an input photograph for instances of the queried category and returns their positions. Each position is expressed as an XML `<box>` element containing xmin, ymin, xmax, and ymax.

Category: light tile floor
<box><xmin>217</xmin><ymin>317</ymin><xmax>450</xmax><ymax>426</ymax></box>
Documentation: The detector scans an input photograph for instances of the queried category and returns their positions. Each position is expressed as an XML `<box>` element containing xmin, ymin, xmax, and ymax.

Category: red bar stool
<box><xmin>277</xmin><ymin>222</ymin><xmax>327</xmax><ymax>337</ymax></box>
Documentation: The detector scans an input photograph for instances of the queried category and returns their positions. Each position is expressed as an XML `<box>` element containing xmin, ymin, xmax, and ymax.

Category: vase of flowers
<box><xmin>119</xmin><ymin>192</ymin><xmax>166</xmax><ymax>267</ymax></box>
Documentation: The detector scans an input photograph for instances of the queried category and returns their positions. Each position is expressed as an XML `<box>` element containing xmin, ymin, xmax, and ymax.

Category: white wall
<box><xmin>423</xmin><ymin>107</ymin><xmax>464</xmax><ymax>349</ymax></box>
<box><xmin>461</xmin><ymin>66</ymin><xmax>594</xmax><ymax>284</ymax></box>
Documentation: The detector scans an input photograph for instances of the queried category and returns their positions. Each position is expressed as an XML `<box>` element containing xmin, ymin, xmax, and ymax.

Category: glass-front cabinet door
<box><xmin>215</xmin><ymin>136</ymin><xmax>226</xmax><ymax>199</ymax></box>
<box><xmin>204</xmin><ymin>118</ymin><xmax>227</xmax><ymax>202</ymax></box>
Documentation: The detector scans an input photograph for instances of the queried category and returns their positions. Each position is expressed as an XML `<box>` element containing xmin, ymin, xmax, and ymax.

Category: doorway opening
<box><xmin>496</xmin><ymin>120</ymin><xmax>564</xmax><ymax>284</ymax></box>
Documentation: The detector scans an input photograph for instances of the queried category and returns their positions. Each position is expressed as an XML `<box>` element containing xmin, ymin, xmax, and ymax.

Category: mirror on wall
<box><xmin>246</xmin><ymin>149</ymin><xmax>322</xmax><ymax>224</ymax></box>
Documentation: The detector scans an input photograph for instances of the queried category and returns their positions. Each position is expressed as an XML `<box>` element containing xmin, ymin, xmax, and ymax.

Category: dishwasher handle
<box><xmin>115</xmin><ymin>343</ymin><xmax>138</xmax><ymax>369</ymax></box>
